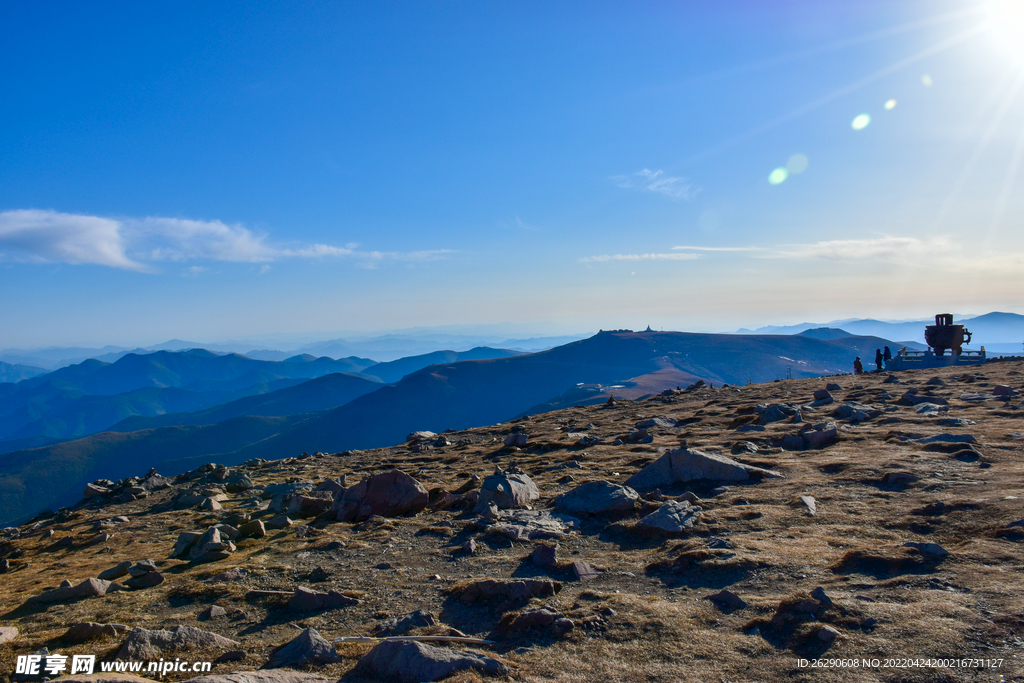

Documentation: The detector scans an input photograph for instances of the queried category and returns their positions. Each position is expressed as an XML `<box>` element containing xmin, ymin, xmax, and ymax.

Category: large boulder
<box><xmin>62</xmin><ymin>622</ymin><xmax>125</xmax><ymax>643</ymax></box>
<box><xmin>553</xmin><ymin>480</ymin><xmax>639</xmax><ymax>514</ymax></box>
<box><xmin>481</xmin><ymin>510</ymin><xmax>579</xmax><ymax>541</ymax></box>
<box><xmin>353</xmin><ymin>639</ymin><xmax>508</xmax><ymax>682</ymax></box>
<box><xmin>636</xmin><ymin>500</ymin><xmax>702</xmax><ymax>533</ymax></box>
<box><xmin>473</xmin><ymin>469</ymin><xmax>539</xmax><ymax>512</ymax></box>
<box><xmin>262</xmin><ymin>628</ymin><xmax>340</xmax><ymax>669</ymax></box>
<box><xmin>333</xmin><ymin>469</ymin><xmax>429</xmax><ymax>522</ymax></box>
<box><xmin>27</xmin><ymin>578</ymin><xmax>116</xmax><ymax>604</ymax></box>
<box><xmin>117</xmin><ymin>625</ymin><xmax>238</xmax><ymax>660</ymax></box>
<box><xmin>626</xmin><ymin>449</ymin><xmax>782</xmax><ymax>489</ymax></box>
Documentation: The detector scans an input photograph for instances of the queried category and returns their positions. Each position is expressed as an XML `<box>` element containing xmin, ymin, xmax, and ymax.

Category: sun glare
<box><xmin>987</xmin><ymin>0</ymin><xmax>1024</xmax><ymax>63</ymax></box>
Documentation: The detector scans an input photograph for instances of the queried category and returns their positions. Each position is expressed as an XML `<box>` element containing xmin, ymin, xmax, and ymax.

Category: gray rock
<box><xmin>262</xmin><ymin>628</ymin><xmax>340</xmax><ymax>669</ymax></box>
<box><xmin>883</xmin><ymin>472</ymin><xmax>919</xmax><ymax>486</ymax></box>
<box><xmin>826</xmin><ymin>383</ymin><xmax>842</xmax><ymax>391</ymax></box>
<box><xmin>128</xmin><ymin>559</ymin><xmax>158</xmax><ymax>577</ymax></box>
<box><xmin>554</xmin><ymin>480</ymin><xmax>639</xmax><ymax>514</ymax></box>
<box><xmin>817</xmin><ymin>625</ymin><xmax>840</xmax><ymax>643</ymax></box>
<box><xmin>909</xmin><ymin>434</ymin><xmax>977</xmax><ymax>445</ymax></box>
<box><xmin>504</xmin><ymin>433</ymin><xmax>529</xmax><ymax>447</ymax></box>
<box><xmin>802</xmin><ymin>423</ymin><xmax>839</xmax><ymax>449</ymax></box>
<box><xmin>200</xmin><ymin>497</ymin><xmax>222</xmax><ymax>511</ymax></box>
<box><xmin>126</xmin><ymin>571</ymin><xmax>164</xmax><ymax>589</ymax></box>
<box><xmin>27</xmin><ymin>577</ymin><xmax>115</xmax><ymax>604</ymax></box>
<box><xmin>98</xmin><ymin>560</ymin><xmax>133</xmax><ymax>581</ymax></box>
<box><xmin>531</xmin><ymin>543</ymin><xmax>557</xmax><ymax>568</ymax></box>
<box><xmin>0</xmin><ymin>626</ymin><xmax>17</xmax><ymax>645</ymax></box>
<box><xmin>407</xmin><ymin>431</ymin><xmax>437</xmax><ymax>443</ymax></box>
<box><xmin>636</xmin><ymin>500</ymin><xmax>702</xmax><ymax>533</ymax></box>
<box><xmin>812</xmin><ymin>389</ymin><xmax>833</xmax><ymax>401</ymax></box>
<box><xmin>287</xmin><ymin>586</ymin><xmax>360</xmax><ymax>611</ymax></box>
<box><xmin>169</xmin><ymin>532</ymin><xmax>201</xmax><ymax>559</ymax></box>
<box><xmin>759</xmin><ymin>403</ymin><xmax>795</xmax><ymax>424</ymax></box>
<box><xmin>201</xmin><ymin>605</ymin><xmax>227</xmax><ymax>620</ymax></box>
<box><xmin>62</xmin><ymin>622</ymin><xmax>125</xmax><ymax>643</ymax></box>
<box><xmin>473</xmin><ymin>470</ymin><xmax>539</xmax><ymax>512</ymax></box>
<box><xmin>626</xmin><ymin>448</ymin><xmax>782</xmax><ymax>489</ymax></box>
<box><xmin>454</xmin><ymin>578</ymin><xmax>560</xmax><ymax>604</ymax></box>
<box><xmin>83</xmin><ymin>483</ymin><xmax>111</xmax><ymax>498</ymax></box>
<box><xmin>636</xmin><ymin>417</ymin><xmax>677</xmax><ymax>429</ymax></box>
<box><xmin>704</xmin><ymin>589</ymin><xmax>746</xmax><ymax>611</ymax></box>
<box><xmin>373</xmin><ymin>610</ymin><xmax>437</xmax><ymax>637</ymax></box>
<box><xmin>571</xmin><ymin>560</ymin><xmax>601</xmax><ymax>582</ymax></box>
<box><xmin>188</xmin><ymin>527</ymin><xmax>235</xmax><ymax>563</ymax></box>
<box><xmin>238</xmin><ymin>519</ymin><xmax>266</xmax><ymax>538</ymax></box>
<box><xmin>903</xmin><ymin>541</ymin><xmax>949</xmax><ymax>558</ymax></box>
<box><xmin>353</xmin><ymin>639</ymin><xmax>508</xmax><ymax>683</ymax></box>
<box><xmin>117</xmin><ymin>625</ymin><xmax>238</xmax><ymax>660</ymax></box>
<box><xmin>800</xmin><ymin>495</ymin><xmax>817</xmax><ymax>516</ymax></box>
<box><xmin>265</xmin><ymin>515</ymin><xmax>292</xmax><ymax>529</ymax></box>
<box><xmin>780</xmin><ymin>434</ymin><xmax>805</xmax><ymax>451</ymax></box>
<box><xmin>225</xmin><ymin>474</ymin><xmax>254</xmax><ymax>493</ymax></box>
<box><xmin>333</xmin><ymin>469</ymin><xmax>429</xmax><ymax>522</ymax></box>
<box><xmin>212</xmin><ymin>524</ymin><xmax>240</xmax><ymax>540</ymax></box>
<box><xmin>286</xmin><ymin>492</ymin><xmax>335</xmax><ymax>517</ymax></box>
<box><xmin>483</xmin><ymin>509</ymin><xmax>579</xmax><ymax>541</ymax></box>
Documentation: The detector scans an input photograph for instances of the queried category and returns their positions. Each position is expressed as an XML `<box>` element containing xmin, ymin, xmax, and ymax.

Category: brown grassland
<box><xmin>1</xmin><ymin>359</ymin><xmax>1023</xmax><ymax>682</ymax></box>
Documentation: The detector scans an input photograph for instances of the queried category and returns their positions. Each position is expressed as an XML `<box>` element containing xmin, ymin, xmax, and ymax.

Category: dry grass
<box><xmin>2</xmin><ymin>361</ymin><xmax>1024</xmax><ymax>681</ymax></box>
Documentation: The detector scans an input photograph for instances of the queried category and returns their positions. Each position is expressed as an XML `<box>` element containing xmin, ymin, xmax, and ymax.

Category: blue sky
<box><xmin>2</xmin><ymin>0</ymin><xmax>1023</xmax><ymax>347</ymax></box>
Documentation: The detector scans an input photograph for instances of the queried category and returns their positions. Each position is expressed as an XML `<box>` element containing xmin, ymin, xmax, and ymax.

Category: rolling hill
<box><xmin>361</xmin><ymin>346</ymin><xmax>523</xmax><ymax>383</ymax></box>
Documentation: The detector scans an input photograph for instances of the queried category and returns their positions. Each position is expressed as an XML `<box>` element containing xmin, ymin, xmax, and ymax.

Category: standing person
<box><xmin>875</xmin><ymin>348</ymin><xmax>884</xmax><ymax>372</ymax></box>
<box><xmin>853</xmin><ymin>356</ymin><xmax>863</xmax><ymax>375</ymax></box>
<box><xmin>883</xmin><ymin>346</ymin><xmax>892</xmax><ymax>364</ymax></box>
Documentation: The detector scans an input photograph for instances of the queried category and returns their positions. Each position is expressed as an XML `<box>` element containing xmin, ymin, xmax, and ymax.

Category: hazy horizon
<box><xmin>3</xmin><ymin>1</ymin><xmax>1022</xmax><ymax>348</ymax></box>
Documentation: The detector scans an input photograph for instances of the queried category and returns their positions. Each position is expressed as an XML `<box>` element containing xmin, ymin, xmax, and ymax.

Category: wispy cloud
<box><xmin>0</xmin><ymin>209</ymin><xmax>454</xmax><ymax>272</ymax></box>
<box><xmin>672</xmin><ymin>245</ymin><xmax>764</xmax><ymax>252</ymax></box>
<box><xmin>581</xmin><ymin>252</ymin><xmax>700</xmax><ymax>263</ymax></box>
<box><xmin>769</xmin><ymin>236</ymin><xmax>954</xmax><ymax>261</ymax></box>
<box><xmin>611</xmin><ymin>169</ymin><xmax>698</xmax><ymax>199</ymax></box>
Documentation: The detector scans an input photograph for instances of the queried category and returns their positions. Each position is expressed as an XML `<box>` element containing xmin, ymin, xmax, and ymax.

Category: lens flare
<box><xmin>885</xmin><ymin>99</ymin><xmax>897</xmax><ymax>109</ymax></box>
<box><xmin>786</xmin><ymin>154</ymin><xmax>809</xmax><ymax>174</ymax></box>
<box><xmin>852</xmin><ymin>114</ymin><xmax>871</xmax><ymax>130</ymax></box>
<box><xmin>922</xmin><ymin>74</ymin><xmax>933</xmax><ymax>86</ymax></box>
<box><xmin>768</xmin><ymin>168</ymin><xmax>788</xmax><ymax>185</ymax></box>
<box><xmin>987</xmin><ymin>0</ymin><xmax>1024</xmax><ymax>63</ymax></box>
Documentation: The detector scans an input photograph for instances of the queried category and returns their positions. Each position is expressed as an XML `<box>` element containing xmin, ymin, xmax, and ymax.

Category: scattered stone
<box><xmin>483</xmin><ymin>509</ymin><xmax>579</xmax><ymax>541</ymax></box>
<box><xmin>98</xmin><ymin>560</ymin><xmax>133</xmax><ymax>581</ymax></box>
<box><xmin>626</xmin><ymin>448</ymin><xmax>782</xmax><ymax>489</ymax></box>
<box><xmin>287</xmin><ymin>492</ymin><xmax>335</xmax><ymax>517</ymax></box>
<box><xmin>62</xmin><ymin>622</ymin><xmax>124</xmax><ymax>643</ymax></box>
<box><xmin>826</xmin><ymin>383</ymin><xmax>842</xmax><ymax>391</ymax></box>
<box><xmin>201</xmin><ymin>605</ymin><xmax>227</xmax><ymax>620</ymax></box>
<box><xmin>200</xmin><ymin>497</ymin><xmax>222</xmax><ymax>511</ymax></box>
<box><xmin>800</xmin><ymin>495</ymin><xmax>817</xmax><ymax>517</ymax></box>
<box><xmin>333</xmin><ymin>469</ymin><xmax>429</xmax><ymax>522</ymax></box>
<box><xmin>759</xmin><ymin>403</ymin><xmax>796</xmax><ymax>424</ymax></box>
<box><xmin>504</xmin><ymin>433</ymin><xmax>529</xmax><ymax>447</ymax></box>
<box><xmin>407</xmin><ymin>431</ymin><xmax>437</xmax><ymax>443</ymax></box>
<box><xmin>186</xmin><ymin>527</ymin><xmax>236</xmax><ymax>563</ymax></box>
<box><xmin>128</xmin><ymin>559</ymin><xmax>158</xmax><ymax>577</ymax></box>
<box><xmin>263</xmin><ymin>628</ymin><xmax>340</xmax><ymax>669</ymax></box>
<box><xmin>0</xmin><ymin>626</ymin><xmax>18</xmax><ymax>645</ymax></box>
<box><xmin>811</xmin><ymin>586</ymin><xmax>834</xmax><ymax>607</ymax></box>
<box><xmin>117</xmin><ymin>625</ymin><xmax>238</xmax><ymax>660</ymax></box>
<box><xmin>373</xmin><ymin>610</ymin><xmax>437</xmax><ymax>637</ymax></box>
<box><xmin>635</xmin><ymin>500</ymin><xmax>702</xmax><ymax>534</ymax></box>
<box><xmin>637</xmin><ymin>417</ymin><xmax>677</xmax><ymax>429</ymax></box>
<box><xmin>126</xmin><ymin>571</ymin><xmax>165</xmax><ymax>589</ymax></box>
<box><xmin>993</xmin><ymin>384</ymin><xmax>1016</xmax><ymax>397</ymax></box>
<box><xmin>571</xmin><ymin>560</ymin><xmax>601</xmax><ymax>582</ymax></box>
<box><xmin>453</xmin><ymin>578</ymin><xmax>561</xmax><ymax>605</ymax></box>
<box><xmin>206</xmin><ymin>567</ymin><xmax>248</xmax><ymax>583</ymax></box>
<box><xmin>353</xmin><ymin>639</ymin><xmax>508</xmax><ymax>683</ymax></box>
<box><xmin>704</xmin><ymin>589</ymin><xmax>746</xmax><ymax>611</ymax></box>
<box><xmin>817</xmin><ymin>625</ymin><xmax>840</xmax><ymax>644</ymax></box>
<box><xmin>84</xmin><ymin>483</ymin><xmax>111</xmax><ymax>498</ymax></box>
<box><xmin>909</xmin><ymin>434</ymin><xmax>977</xmax><ymax>445</ymax></box>
<box><xmin>27</xmin><ymin>577</ymin><xmax>116</xmax><ymax>604</ymax></box>
<box><xmin>531</xmin><ymin>543</ymin><xmax>558</xmax><ymax>568</ymax></box>
<box><xmin>265</xmin><ymin>515</ymin><xmax>292</xmax><ymax>529</ymax></box>
<box><xmin>474</xmin><ymin>468</ymin><xmax>540</xmax><ymax>512</ymax></box>
<box><xmin>461</xmin><ymin>539</ymin><xmax>477</xmax><ymax>554</ymax></box>
<box><xmin>288</xmin><ymin>586</ymin><xmax>360</xmax><ymax>611</ymax></box>
<box><xmin>170</xmin><ymin>532</ymin><xmax>201</xmax><ymax>559</ymax></box>
<box><xmin>882</xmin><ymin>472</ymin><xmax>920</xmax><ymax>486</ymax></box>
<box><xmin>903</xmin><ymin>542</ymin><xmax>950</xmax><ymax>558</ymax></box>
<box><xmin>813</xmin><ymin>389</ymin><xmax>833</xmax><ymax>402</ymax></box>
<box><xmin>554</xmin><ymin>480</ymin><xmax>639</xmax><ymax>514</ymax></box>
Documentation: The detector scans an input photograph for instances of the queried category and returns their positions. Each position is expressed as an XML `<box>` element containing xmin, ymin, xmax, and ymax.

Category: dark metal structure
<box><xmin>924</xmin><ymin>313</ymin><xmax>972</xmax><ymax>356</ymax></box>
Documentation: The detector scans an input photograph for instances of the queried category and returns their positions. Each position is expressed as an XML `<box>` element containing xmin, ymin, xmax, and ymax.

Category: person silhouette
<box><xmin>875</xmin><ymin>348</ymin><xmax>884</xmax><ymax>372</ymax></box>
<box><xmin>883</xmin><ymin>346</ymin><xmax>892</xmax><ymax>364</ymax></box>
<box><xmin>853</xmin><ymin>356</ymin><xmax>863</xmax><ymax>375</ymax></box>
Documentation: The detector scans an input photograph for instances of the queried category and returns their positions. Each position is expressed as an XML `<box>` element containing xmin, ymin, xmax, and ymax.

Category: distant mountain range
<box><xmin>0</xmin><ymin>361</ymin><xmax>47</xmax><ymax>383</ymax></box>
<box><xmin>739</xmin><ymin>311</ymin><xmax>1024</xmax><ymax>347</ymax></box>
<box><xmin>0</xmin><ymin>328</ymin><xmax>913</xmax><ymax>525</ymax></box>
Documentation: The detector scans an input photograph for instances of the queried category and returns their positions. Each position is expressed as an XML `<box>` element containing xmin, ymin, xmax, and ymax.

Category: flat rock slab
<box><xmin>262</xmin><ymin>628</ymin><xmax>340</xmax><ymax>669</ymax></box>
<box><xmin>571</xmin><ymin>560</ymin><xmax>602</xmax><ymax>582</ymax></box>
<box><xmin>626</xmin><ymin>448</ymin><xmax>782</xmax><ymax>489</ymax></box>
<box><xmin>63</xmin><ymin>622</ymin><xmax>125</xmax><ymax>643</ymax></box>
<box><xmin>454</xmin><ymin>578</ymin><xmax>561</xmax><ymax>605</ymax></box>
<box><xmin>353</xmin><ymin>639</ymin><xmax>508</xmax><ymax>683</ymax></box>
<box><xmin>909</xmin><ymin>434</ymin><xmax>977</xmax><ymax>445</ymax></box>
<box><xmin>636</xmin><ymin>500</ymin><xmax>703</xmax><ymax>534</ymax></box>
<box><xmin>186</xmin><ymin>673</ymin><xmax>333</xmax><ymax>683</ymax></box>
<box><xmin>484</xmin><ymin>510</ymin><xmax>580</xmax><ymax>541</ymax></box>
<box><xmin>117</xmin><ymin>625</ymin><xmax>238</xmax><ymax>660</ymax></box>
<box><xmin>27</xmin><ymin>577</ymin><xmax>116</xmax><ymax>605</ymax></box>
<box><xmin>554</xmin><ymin>480</ymin><xmax>640</xmax><ymax>514</ymax></box>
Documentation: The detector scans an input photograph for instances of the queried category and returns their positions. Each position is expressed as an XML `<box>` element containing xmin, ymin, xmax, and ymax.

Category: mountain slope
<box><xmin>107</xmin><ymin>372</ymin><xmax>383</xmax><ymax>431</ymax></box>
<box><xmin>361</xmin><ymin>347</ymin><xmax>523</xmax><ymax>383</ymax></box>
<box><xmin>0</xmin><ymin>361</ymin><xmax>47</xmax><ymax>383</ymax></box>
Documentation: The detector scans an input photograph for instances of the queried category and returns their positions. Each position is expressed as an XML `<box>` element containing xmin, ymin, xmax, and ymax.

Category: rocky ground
<box><xmin>1</xmin><ymin>360</ymin><xmax>1023</xmax><ymax>683</ymax></box>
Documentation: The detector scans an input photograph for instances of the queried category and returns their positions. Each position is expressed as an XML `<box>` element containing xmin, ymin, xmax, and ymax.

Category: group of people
<box><xmin>853</xmin><ymin>346</ymin><xmax>892</xmax><ymax>375</ymax></box>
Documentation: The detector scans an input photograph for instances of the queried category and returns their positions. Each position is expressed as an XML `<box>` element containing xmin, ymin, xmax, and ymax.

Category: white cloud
<box><xmin>0</xmin><ymin>209</ymin><xmax>145</xmax><ymax>271</ymax></box>
<box><xmin>612</xmin><ymin>169</ymin><xmax>697</xmax><ymax>199</ymax></box>
<box><xmin>672</xmin><ymin>245</ymin><xmax>764</xmax><ymax>252</ymax></box>
<box><xmin>0</xmin><ymin>209</ymin><xmax>453</xmax><ymax>272</ymax></box>
<box><xmin>769</xmin><ymin>236</ymin><xmax>954</xmax><ymax>261</ymax></box>
<box><xmin>581</xmin><ymin>252</ymin><xmax>700</xmax><ymax>263</ymax></box>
